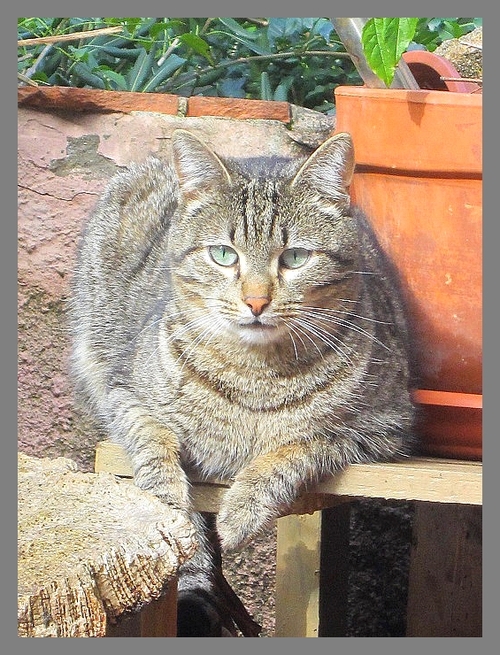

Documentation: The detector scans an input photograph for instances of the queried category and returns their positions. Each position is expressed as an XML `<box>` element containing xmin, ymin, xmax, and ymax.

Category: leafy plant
<box><xmin>361</xmin><ymin>18</ymin><xmax>418</xmax><ymax>87</ymax></box>
<box><xmin>18</xmin><ymin>17</ymin><xmax>482</xmax><ymax>114</ymax></box>
<box><xmin>360</xmin><ymin>17</ymin><xmax>481</xmax><ymax>87</ymax></box>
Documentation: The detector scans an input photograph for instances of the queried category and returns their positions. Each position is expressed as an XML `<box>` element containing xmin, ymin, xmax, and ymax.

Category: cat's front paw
<box><xmin>216</xmin><ymin>480</ymin><xmax>276</xmax><ymax>551</ymax></box>
<box><xmin>134</xmin><ymin>462</ymin><xmax>191</xmax><ymax>514</ymax></box>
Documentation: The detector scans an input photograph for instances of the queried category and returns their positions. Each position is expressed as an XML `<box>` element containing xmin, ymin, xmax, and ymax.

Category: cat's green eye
<box><xmin>209</xmin><ymin>245</ymin><xmax>239</xmax><ymax>267</ymax></box>
<box><xmin>280</xmin><ymin>248</ymin><xmax>310</xmax><ymax>269</ymax></box>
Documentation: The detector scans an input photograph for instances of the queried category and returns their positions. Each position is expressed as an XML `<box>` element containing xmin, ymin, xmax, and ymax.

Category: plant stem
<box><xmin>17</xmin><ymin>72</ymin><xmax>39</xmax><ymax>86</ymax></box>
<box><xmin>23</xmin><ymin>44</ymin><xmax>53</xmax><ymax>79</ymax></box>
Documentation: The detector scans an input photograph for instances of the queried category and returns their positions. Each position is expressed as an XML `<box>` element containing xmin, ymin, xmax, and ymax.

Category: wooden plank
<box><xmin>190</xmin><ymin>482</ymin><xmax>229</xmax><ymax>514</ymax></box>
<box><xmin>95</xmin><ymin>440</ymin><xmax>134</xmax><ymax>477</ymax></box>
<box><xmin>140</xmin><ymin>580</ymin><xmax>178</xmax><ymax>637</ymax></box>
<box><xmin>105</xmin><ymin>611</ymin><xmax>141</xmax><ymax>637</ymax></box>
<box><xmin>95</xmin><ymin>442</ymin><xmax>230</xmax><ymax>514</ymax></box>
<box><xmin>314</xmin><ymin>457</ymin><xmax>482</xmax><ymax>505</ymax></box>
<box><xmin>275</xmin><ymin>512</ymin><xmax>322</xmax><ymax>637</ymax></box>
<box><xmin>106</xmin><ymin>587</ymin><xmax>179</xmax><ymax>637</ymax></box>
<box><xmin>406</xmin><ymin>503</ymin><xmax>482</xmax><ymax>636</ymax></box>
<box><xmin>95</xmin><ymin>441</ymin><xmax>482</xmax><ymax>509</ymax></box>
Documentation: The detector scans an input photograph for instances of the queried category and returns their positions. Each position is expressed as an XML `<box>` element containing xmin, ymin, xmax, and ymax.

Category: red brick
<box><xmin>187</xmin><ymin>96</ymin><xmax>291</xmax><ymax>122</ymax></box>
<box><xmin>18</xmin><ymin>86</ymin><xmax>179</xmax><ymax>115</ymax></box>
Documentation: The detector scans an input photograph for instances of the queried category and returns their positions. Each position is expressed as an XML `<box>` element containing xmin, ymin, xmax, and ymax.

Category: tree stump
<box><xmin>18</xmin><ymin>452</ymin><xmax>197</xmax><ymax>637</ymax></box>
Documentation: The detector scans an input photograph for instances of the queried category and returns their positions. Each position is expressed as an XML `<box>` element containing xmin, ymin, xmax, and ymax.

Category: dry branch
<box><xmin>18</xmin><ymin>25</ymin><xmax>123</xmax><ymax>47</ymax></box>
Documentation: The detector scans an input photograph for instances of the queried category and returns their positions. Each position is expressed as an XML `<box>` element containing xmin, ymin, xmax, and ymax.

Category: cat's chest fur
<box><xmin>134</xmin><ymin>328</ymin><xmax>364</xmax><ymax>479</ymax></box>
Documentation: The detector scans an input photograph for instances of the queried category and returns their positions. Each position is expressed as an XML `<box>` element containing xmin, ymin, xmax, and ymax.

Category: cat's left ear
<box><xmin>171</xmin><ymin>129</ymin><xmax>232</xmax><ymax>196</ymax></box>
<box><xmin>291</xmin><ymin>132</ymin><xmax>355</xmax><ymax>204</ymax></box>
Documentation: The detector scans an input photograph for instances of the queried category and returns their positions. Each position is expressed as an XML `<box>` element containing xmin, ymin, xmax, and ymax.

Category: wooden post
<box><xmin>275</xmin><ymin>504</ymin><xmax>351</xmax><ymax>637</ymax></box>
<box><xmin>275</xmin><ymin>512</ymin><xmax>322</xmax><ymax>637</ymax></box>
<box><xmin>105</xmin><ymin>581</ymin><xmax>178</xmax><ymax>637</ymax></box>
<box><xmin>406</xmin><ymin>503</ymin><xmax>482</xmax><ymax>636</ymax></box>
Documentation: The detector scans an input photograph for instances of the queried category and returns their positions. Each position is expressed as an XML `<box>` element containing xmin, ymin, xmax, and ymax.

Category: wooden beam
<box><xmin>95</xmin><ymin>441</ymin><xmax>482</xmax><ymax>509</ymax></box>
<box><xmin>313</xmin><ymin>457</ymin><xmax>482</xmax><ymax>506</ymax></box>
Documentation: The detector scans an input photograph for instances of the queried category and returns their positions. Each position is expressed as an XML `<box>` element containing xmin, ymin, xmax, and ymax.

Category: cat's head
<box><xmin>167</xmin><ymin>129</ymin><xmax>361</xmax><ymax>354</ymax></box>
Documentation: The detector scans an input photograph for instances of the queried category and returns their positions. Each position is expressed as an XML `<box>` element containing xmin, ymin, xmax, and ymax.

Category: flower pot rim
<box><xmin>334</xmin><ymin>84</ymin><xmax>482</xmax><ymax>174</ymax></box>
<box><xmin>402</xmin><ymin>50</ymin><xmax>480</xmax><ymax>94</ymax></box>
<box><xmin>411</xmin><ymin>389</ymin><xmax>482</xmax><ymax>409</ymax></box>
<box><xmin>334</xmin><ymin>85</ymin><xmax>482</xmax><ymax>108</ymax></box>
<box><xmin>411</xmin><ymin>389</ymin><xmax>482</xmax><ymax>461</ymax></box>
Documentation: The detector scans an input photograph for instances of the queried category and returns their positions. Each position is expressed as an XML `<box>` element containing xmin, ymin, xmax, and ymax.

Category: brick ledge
<box><xmin>17</xmin><ymin>86</ymin><xmax>291</xmax><ymax>123</ymax></box>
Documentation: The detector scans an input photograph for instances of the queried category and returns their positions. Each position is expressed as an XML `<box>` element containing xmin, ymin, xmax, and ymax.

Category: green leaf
<box><xmin>96</xmin><ymin>67</ymin><xmax>128</xmax><ymax>90</ymax></box>
<box><xmin>149</xmin><ymin>22</ymin><xmax>170</xmax><ymax>39</ymax></box>
<box><xmin>195</xmin><ymin>68</ymin><xmax>225</xmax><ymax>87</ymax></box>
<box><xmin>72</xmin><ymin>62</ymin><xmax>106</xmax><ymax>89</ymax></box>
<box><xmin>260</xmin><ymin>71</ymin><xmax>272</xmax><ymax>101</ymax></box>
<box><xmin>361</xmin><ymin>18</ymin><xmax>418</xmax><ymax>87</ymax></box>
<box><xmin>217</xmin><ymin>76</ymin><xmax>246</xmax><ymax>98</ymax></box>
<box><xmin>141</xmin><ymin>54</ymin><xmax>186</xmax><ymax>92</ymax></box>
<box><xmin>100</xmin><ymin>45</ymin><xmax>143</xmax><ymax>61</ymax></box>
<box><xmin>178</xmin><ymin>33</ymin><xmax>214</xmax><ymax>65</ymax></box>
<box><xmin>217</xmin><ymin>17</ymin><xmax>259</xmax><ymax>40</ymax></box>
<box><xmin>215</xmin><ymin>18</ymin><xmax>271</xmax><ymax>56</ymax></box>
<box><xmin>31</xmin><ymin>71</ymin><xmax>49</xmax><ymax>83</ymax></box>
<box><xmin>67</xmin><ymin>46</ymin><xmax>90</xmax><ymax>62</ymax></box>
<box><xmin>126</xmin><ymin>45</ymin><xmax>156</xmax><ymax>92</ymax></box>
<box><xmin>267</xmin><ymin>18</ymin><xmax>315</xmax><ymax>46</ymax></box>
<box><xmin>311</xmin><ymin>18</ymin><xmax>334</xmax><ymax>43</ymax></box>
<box><xmin>273</xmin><ymin>77</ymin><xmax>293</xmax><ymax>102</ymax></box>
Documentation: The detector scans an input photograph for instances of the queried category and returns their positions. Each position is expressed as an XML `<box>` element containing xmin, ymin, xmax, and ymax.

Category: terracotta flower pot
<box><xmin>402</xmin><ymin>50</ymin><xmax>481</xmax><ymax>93</ymax></box>
<box><xmin>334</xmin><ymin>86</ymin><xmax>482</xmax><ymax>459</ymax></box>
<box><xmin>411</xmin><ymin>390</ymin><xmax>482</xmax><ymax>460</ymax></box>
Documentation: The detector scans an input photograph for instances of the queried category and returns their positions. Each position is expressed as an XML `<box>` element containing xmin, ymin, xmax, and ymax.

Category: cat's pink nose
<box><xmin>245</xmin><ymin>296</ymin><xmax>270</xmax><ymax>317</ymax></box>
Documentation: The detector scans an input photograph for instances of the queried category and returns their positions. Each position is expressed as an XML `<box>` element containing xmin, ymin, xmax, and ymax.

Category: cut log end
<box><xmin>18</xmin><ymin>452</ymin><xmax>197</xmax><ymax>637</ymax></box>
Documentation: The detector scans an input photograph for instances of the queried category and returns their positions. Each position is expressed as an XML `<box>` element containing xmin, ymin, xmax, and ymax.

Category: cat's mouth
<box><xmin>236</xmin><ymin>319</ymin><xmax>281</xmax><ymax>342</ymax></box>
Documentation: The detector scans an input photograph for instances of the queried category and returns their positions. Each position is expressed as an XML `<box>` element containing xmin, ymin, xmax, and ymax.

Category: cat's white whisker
<box><xmin>286</xmin><ymin>318</ymin><xmax>327</xmax><ymax>361</ymax></box>
<box><xmin>282</xmin><ymin>321</ymin><xmax>302</xmax><ymax>361</ymax></box>
<box><xmin>128</xmin><ymin>300</ymin><xmax>209</xmax><ymax>344</ymax></box>
<box><xmin>143</xmin><ymin>312</ymin><xmax>213</xmax><ymax>368</ymax></box>
<box><xmin>174</xmin><ymin>315</ymin><xmax>226</xmax><ymax>375</ymax></box>
<box><xmin>151</xmin><ymin>315</ymin><xmax>215</xmax><ymax>370</ymax></box>
<box><xmin>303</xmin><ymin>304</ymin><xmax>392</xmax><ymax>325</ymax></box>
<box><xmin>298</xmin><ymin>307</ymin><xmax>390</xmax><ymax>351</ymax></box>
<box><xmin>289</xmin><ymin>315</ymin><xmax>354</xmax><ymax>365</ymax></box>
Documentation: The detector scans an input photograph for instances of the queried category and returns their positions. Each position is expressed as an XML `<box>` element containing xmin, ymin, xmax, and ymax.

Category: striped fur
<box><xmin>69</xmin><ymin>130</ymin><xmax>417</xmax><ymax>635</ymax></box>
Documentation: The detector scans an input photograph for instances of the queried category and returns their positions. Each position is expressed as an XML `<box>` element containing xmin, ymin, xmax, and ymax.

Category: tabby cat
<box><xmin>69</xmin><ymin>130</ymin><xmax>416</xmax><ymax>636</ymax></box>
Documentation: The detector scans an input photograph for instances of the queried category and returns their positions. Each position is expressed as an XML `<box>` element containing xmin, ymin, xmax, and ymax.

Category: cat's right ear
<box><xmin>291</xmin><ymin>132</ymin><xmax>355</xmax><ymax>208</ymax></box>
<box><xmin>171</xmin><ymin>130</ymin><xmax>232</xmax><ymax>196</ymax></box>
